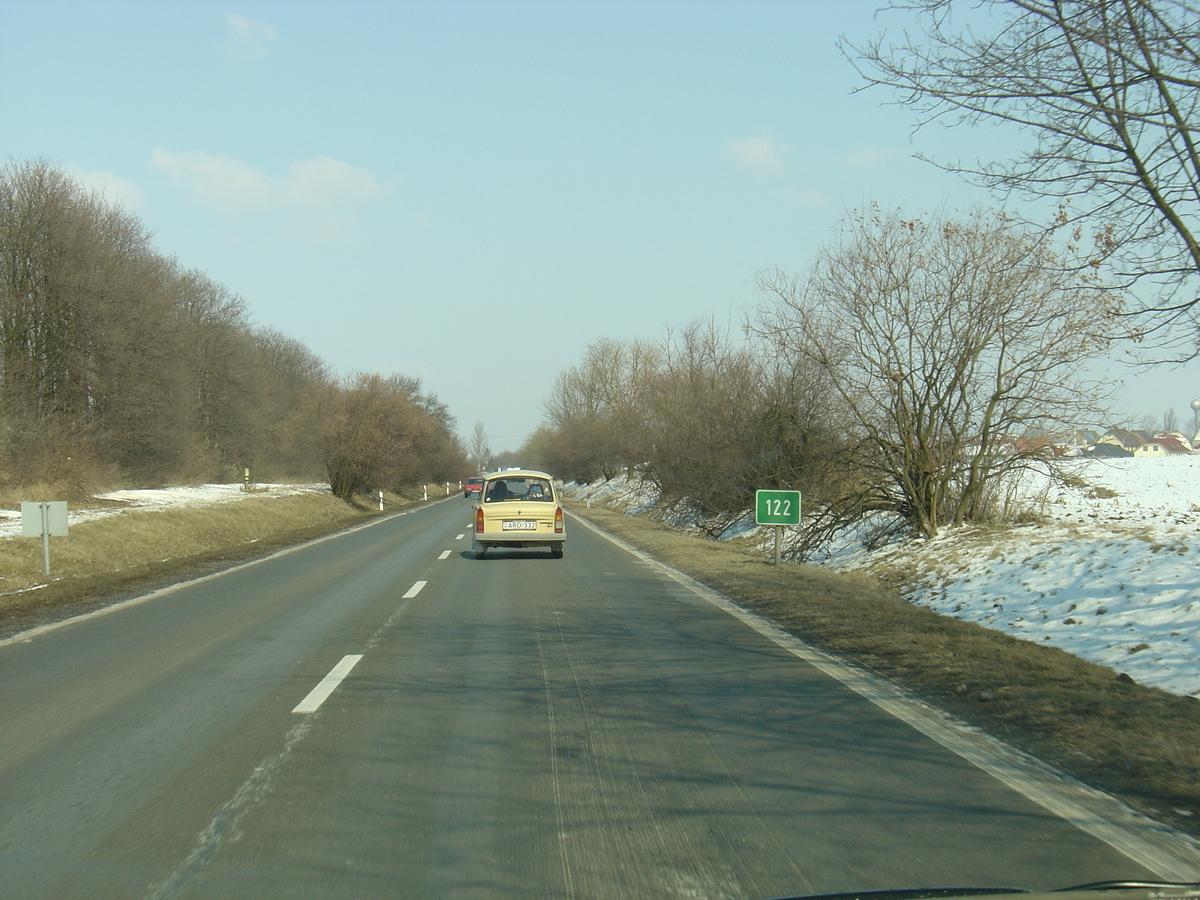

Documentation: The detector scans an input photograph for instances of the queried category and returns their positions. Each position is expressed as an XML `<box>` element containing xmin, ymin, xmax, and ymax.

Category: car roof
<box><xmin>484</xmin><ymin>469</ymin><xmax>553</xmax><ymax>481</ymax></box>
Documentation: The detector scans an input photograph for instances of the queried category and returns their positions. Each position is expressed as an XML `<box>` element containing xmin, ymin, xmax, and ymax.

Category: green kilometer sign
<box><xmin>755</xmin><ymin>489</ymin><xmax>801</xmax><ymax>525</ymax></box>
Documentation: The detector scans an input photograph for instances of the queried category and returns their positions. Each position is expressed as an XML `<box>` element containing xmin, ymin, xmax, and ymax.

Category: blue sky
<box><xmin>3</xmin><ymin>0</ymin><xmax>1198</xmax><ymax>451</ymax></box>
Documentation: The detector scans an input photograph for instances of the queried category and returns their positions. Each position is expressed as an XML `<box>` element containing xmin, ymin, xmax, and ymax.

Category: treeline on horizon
<box><xmin>0</xmin><ymin>158</ymin><xmax>467</xmax><ymax>503</ymax></box>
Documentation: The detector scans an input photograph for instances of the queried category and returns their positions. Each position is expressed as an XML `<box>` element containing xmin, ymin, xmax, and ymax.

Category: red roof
<box><xmin>1146</xmin><ymin>435</ymin><xmax>1192</xmax><ymax>455</ymax></box>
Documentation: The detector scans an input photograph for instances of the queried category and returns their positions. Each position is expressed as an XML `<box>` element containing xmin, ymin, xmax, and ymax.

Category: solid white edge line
<box><xmin>402</xmin><ymin>580</ymin><xmax>427</xmax><ymax>599</ymax></box>
<box><xmin>292</xmin><ymin>654</ymin><xmax>363</xmax><ymax>714</ymax></box>
<box><xmin>569</xmin><ymin>510</ymin><xmax>1200</xmax><ymax>880</ymax></box>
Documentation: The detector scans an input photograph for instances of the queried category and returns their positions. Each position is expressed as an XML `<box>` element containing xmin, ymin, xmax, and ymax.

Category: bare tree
<box><xmin>756</xmin><ymin>207</ymin><xmax>1124</xmax><ymax>539</ymax></box>
<box><xmin>321</xmin><ymin>373</ymin><xmax>464</xmax><ymax>502</ymax></box>
<box><xmin>751</xmin><ymin>330</ymin><xmax>857</xmax><ymax>516</ymax></box>
<box><xmin>1164</xmin><ymin>406</ymin><xmax>1180</xmax><ymax>432</ymax></box>
<box><xmin>541</xmin><ymin>337</ymin><xmax>661</xmax><ymax>481</ymax></box>
<box><xmin>638</xmin><ymin>321</ymin><xmax>776</xmax><ymax>523</ymax></box>
<box><xmin>248</xmin><ymin>327</ymin><xmax>333</xmax><ymax>481</ymax></box>
<box><xmin>847</xmin><ymin>0</ymin><xmax>1200</xmax><ymax>352</ymax></box>
<box><xmin>162</xmin><ymin>267</ymin><xmax>259</xmax><ymax>477</ymax></box>
<box><xmin>0</xmin><ymin>159</ymin><xmax>189</xmax><ymax>482</ymax></box>
<box><xmin>469</xmin><ymin>421</ymin><xmax>491</xmax><ymax>474</ymax></box>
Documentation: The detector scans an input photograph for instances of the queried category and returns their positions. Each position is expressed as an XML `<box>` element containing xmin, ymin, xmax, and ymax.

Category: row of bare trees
<box><xmin>0</xmin><ymin>158</ymin><xmax>466</xmax><ymax>501</ymax></box>
<box><xmin>528</xmin><ymin>208</ymin><xmax>1125</xmax><ymax>544</ymax></box>
<box><xmin>525</xmin><ymin>323</ymin><xmax>847</xmax><ymax>536</ymax></box>
<box><xmin>323</xmin><ymin>374</ymin><xmax>464</xmax><ymax>501</ymax></box>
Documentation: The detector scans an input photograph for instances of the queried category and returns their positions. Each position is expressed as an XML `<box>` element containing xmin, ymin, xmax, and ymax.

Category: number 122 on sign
<box><xmin>755</xmin><ymin>490</ymin><xmax>801</xmax><ymax>525</ymax></box>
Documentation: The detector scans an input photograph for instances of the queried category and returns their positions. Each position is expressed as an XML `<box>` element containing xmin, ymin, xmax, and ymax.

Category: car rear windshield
<box><xmin>483</xmin><ymin>476</ymin><xmax>553</xmax><ymax>502</ymax></box>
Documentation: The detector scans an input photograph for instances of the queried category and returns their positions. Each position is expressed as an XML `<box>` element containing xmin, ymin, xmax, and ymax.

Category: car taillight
<box><xmin>554</xmin><ymin>506</ymin><xmax>563</xmax><ymax>533</ymax></box>
<box><xmin>476</xmin><ymin>507</ymin><xmax>485</xmax><ymax>533</ymax></box>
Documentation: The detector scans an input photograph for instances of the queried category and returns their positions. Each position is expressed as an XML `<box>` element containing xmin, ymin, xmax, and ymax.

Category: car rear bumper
<box><xmin>473</xmin><ymin>531</ymin><xmax>563</xmax><ymax>548</ymax></box>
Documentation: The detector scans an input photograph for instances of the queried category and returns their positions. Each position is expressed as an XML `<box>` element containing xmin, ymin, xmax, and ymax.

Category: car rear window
<box><xmin>483</xmin><ymin>476</ymin><xmax>553</xmax><ymax>502</ymax></box>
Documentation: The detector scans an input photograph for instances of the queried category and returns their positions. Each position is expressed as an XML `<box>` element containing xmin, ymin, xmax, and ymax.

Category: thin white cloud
<box><xmin>148</xmin><ymin>148</ymin><xmax>273</xmax><ymax>214</ymax></box>
<box><xmin>723</xmin><ymin>134</ymin><xmax>787</xmax><ymax>175</ymax></box>
<box><xmin>147</xmin><ymin>148</ymin><xmax>386</xmax><ymax>220</ymax></box>
<box><xmin>787</xmin><ymin>187</ymin><xmax>830</xmax><ymax>210</ymax></box>
<box><xmin>842</xmin><ymin>144</ymin><xmax>903</xmax><ymax>169</ymax></box>
<box><xmin>281</xmin><ymin>157</ymin><xmax>386</xmax><ymax>209</ymax></box>
<box><xmin>224</xmin><ymin>13</ymin><xmax>277</xmax><ymax>59</ymax></box>
<box><xmin>63</xmin><ymin>165</ymin><xmax>146</xmax><ymax>211</ymax></box>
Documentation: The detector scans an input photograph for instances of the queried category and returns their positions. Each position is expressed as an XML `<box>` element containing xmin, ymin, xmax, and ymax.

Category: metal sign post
<box><xmin>755</xmin><ymin>490</ymin><xmax>801</xmax><ymax>565</ymax></box>
<box><xmin>21</xmin><ymin>501</ymin><xmax>69</xmax><ymax>579</ymax></box>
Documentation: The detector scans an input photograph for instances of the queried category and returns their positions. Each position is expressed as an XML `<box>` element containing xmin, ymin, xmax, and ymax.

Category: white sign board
<box><xmin>21</xmin><ymin>501</ymin><xmax>69</xmax><ymax>537</ymax></box>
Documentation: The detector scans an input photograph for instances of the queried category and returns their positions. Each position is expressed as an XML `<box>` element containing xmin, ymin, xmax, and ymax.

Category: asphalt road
<box><xmin>0</xmin><ymin>497</ymin><xmax>1180</xmax><ymax>899</ymax></box>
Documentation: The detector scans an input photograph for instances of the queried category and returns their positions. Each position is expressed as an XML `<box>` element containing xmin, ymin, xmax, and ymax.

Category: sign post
<box><xmin>755</xmin><ymin>489</ymin><xmax>801</xmax><ymax>566</ymax></box>
<box><xmin>21</xmin><ymin>501</ymin><xmax>69</xmax><ymax>579</ymax></box>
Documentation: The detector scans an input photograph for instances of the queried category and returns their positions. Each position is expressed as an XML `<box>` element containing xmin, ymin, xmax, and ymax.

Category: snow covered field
<box><xmin>847</xmin><ymin>456</ymin><xmax>1200</xmax><ymax>699</ymax></box>
<box><xmin>572</xmin><ymin>457</ymin><xmax>1200</xmax><ymax>699</ymax></box>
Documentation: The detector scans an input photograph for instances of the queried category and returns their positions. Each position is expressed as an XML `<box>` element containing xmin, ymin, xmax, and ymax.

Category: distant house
<box><xmin>1087</xmin><ymin>428</ymin><xmax>1144</xmax><ymax>457</ymax></box>
<box><xmin>1111</xmin><ymin>428</ymin><xmax>1152</xmax><ymax>449</ymax></box>
<box><xmin>1012</xmin><ymin>436</ymin><xmax>1057</xmax><ymax>456</ymax></box>
<box><xmin>1086</xmin><ymin>441</ymin><xmax>1134</xmax><ymax>458</ymax></box>
<box><xmin>1135</xmin><ymin>433</ymin><xmax>1194</xmax><ymax>456</ymax></box>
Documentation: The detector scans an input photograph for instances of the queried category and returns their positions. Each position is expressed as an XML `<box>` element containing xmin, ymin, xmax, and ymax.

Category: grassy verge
<box><xmin>567</xmin><ymin>497</ymin><xmax>1200</xmax><ymax>839</ymax></box>
<box><xmin>0</xmin><ymin>488</ymin><xmax>422</xmax><ymax>638</ymax></box>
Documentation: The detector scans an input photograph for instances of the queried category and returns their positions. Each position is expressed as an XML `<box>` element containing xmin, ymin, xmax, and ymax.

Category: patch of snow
<box><xmin>567</xmin><ymin>477</ymin><xmax>661</xmax><ymax>515</ymax></box>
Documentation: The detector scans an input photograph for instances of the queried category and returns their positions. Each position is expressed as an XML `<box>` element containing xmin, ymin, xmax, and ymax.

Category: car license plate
<box><xmin>502</xmin><ymin>520</ymin><xmax>537</xmax><ymax>531</ymax></box>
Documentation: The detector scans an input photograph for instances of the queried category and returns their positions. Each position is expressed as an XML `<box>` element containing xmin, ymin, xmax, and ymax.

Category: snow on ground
<box><xmin>0</xmin><ymin>483</ymin><xmax>326</xmax><ymax>540</ymax></box>
<box><xmin>571</xmin><ymin>457</ymin><xmax>1200</xmax><ymax>699</ymax></box>
<box><xmin>873</xmin><ymin>457</ymin><xmax>1200</xmax><ymax>699</ymax></box>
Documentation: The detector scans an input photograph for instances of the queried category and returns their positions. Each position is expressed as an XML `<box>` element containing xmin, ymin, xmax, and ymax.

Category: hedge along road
<box><xmin>0</xmin><ymin>495</ymin><xmax>1185</xmax><ymax>900</ymax></box>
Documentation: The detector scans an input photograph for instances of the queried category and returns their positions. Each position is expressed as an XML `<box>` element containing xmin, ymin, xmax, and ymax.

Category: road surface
<box><xmin>0</xmin><ymin>497</ymin><xmax>1187</xmax><ymax>898</ymax></box>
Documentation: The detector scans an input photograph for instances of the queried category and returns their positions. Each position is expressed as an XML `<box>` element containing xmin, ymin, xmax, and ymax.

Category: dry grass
<box><xmin>568</xmin><ymin>498</ymin><xmax>1200</xmax><ymax>838</ymax></box>
<box><xmin>0</xmin><ymin>490</ymin><xmax>386</xmax><ymax>635</ymax></box>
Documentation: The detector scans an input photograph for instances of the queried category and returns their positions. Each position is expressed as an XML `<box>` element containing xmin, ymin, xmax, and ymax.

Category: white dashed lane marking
<box><xmin>402</xmin><ymin>581</ymin><xmax>427</xmax><ymax>599</ymax></box>
<box><xmin>292</xmin><ymin>655</ymin><xmax>363</xmax><ymax>714</ymax></box>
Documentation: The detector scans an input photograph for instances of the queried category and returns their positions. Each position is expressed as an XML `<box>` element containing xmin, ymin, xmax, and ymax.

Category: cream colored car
<box><xmin>472</xmin><ymin>469</ymin><xmax>564</xmax><ymax>559</ymax></box>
